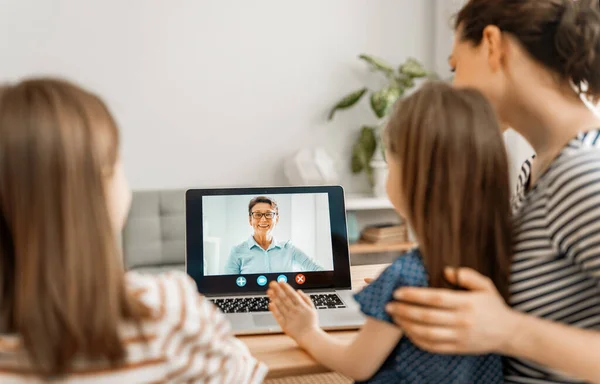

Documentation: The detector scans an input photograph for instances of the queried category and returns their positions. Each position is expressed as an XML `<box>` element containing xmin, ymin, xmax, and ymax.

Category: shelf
<box><xmin>349</xmin><ymin>241</ymin><xmax>415</xmax><ymax>254</ymax></box>
<box><xmin>345</xmin><ymin>193</ymin><xmax>394</xmax><ymax>211</ymax></box>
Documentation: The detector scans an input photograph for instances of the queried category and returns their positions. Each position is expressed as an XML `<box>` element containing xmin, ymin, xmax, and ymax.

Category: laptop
<box><xmin>185</xmin><ymin>185</ymin><xmax>365</xmax><ymax>335</ymax></box>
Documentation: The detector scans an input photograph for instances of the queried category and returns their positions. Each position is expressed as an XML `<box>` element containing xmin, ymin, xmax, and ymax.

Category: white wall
<box><xmin>202</xmin><ymin>193</ymin><xmax>333</xmax><ymax>275</ymax></box>
<box><xmin>0</xmin><ymin>0</ymin><xmax>435</xmax><ymax>193</ymax></box>
<box><xmin>432</xmin><ymin>0</ymin><xmax>463</xmax><ymax>78</ymax></box>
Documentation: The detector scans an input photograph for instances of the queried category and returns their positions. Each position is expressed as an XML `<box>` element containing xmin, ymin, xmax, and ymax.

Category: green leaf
<box><xmin>358</xmin><ymin>54</ymin><xmax>394</xmax><ymax>76</ymax></box>
<box><xmin>328</xmin><ymin>88</ymin><xmax>368</xmax><ymax>120</ymax></box>
<box><xmin>370</xmin><ymin>86</ymin><xmax>402</xmax><ymax>119</ymax></box>
<box><xmin>351</xmin><ymin>144</ymin><xmax>365</xmax><ymax>173</ymax></box>
<box><xmin>398</xmin><ymin>58</ymin><xmax>428</xmax><ymax>78</ymax></box>
<box><xmin>395</xmin><ymin>74</ymin><xmax>415</xmax><ymax>90</ymax></box>
<box><xmin>360</xmin><ymin>126</ymin><xmax>377</xmax><ymax>158</ymax></box>
<box><xmin>351</xmin><ymin>126</ymin><xmax>377</xmax><ymax>181</ymax></box>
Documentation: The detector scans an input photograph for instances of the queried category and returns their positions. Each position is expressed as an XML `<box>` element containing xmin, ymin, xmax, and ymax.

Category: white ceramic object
<box><xmin>369</xmin><ymin>136</ymin><xmax>388</xmax><ymax>197</ymax></box>
<box><xmin>284</xmin><ymin>147</ymin><xmax>339</xmax><ymax>185</ymax></box>
<box><xmin>370</xmin><ymin>158</ymin><xmax>388</xmax><ymax>197</ymax></box>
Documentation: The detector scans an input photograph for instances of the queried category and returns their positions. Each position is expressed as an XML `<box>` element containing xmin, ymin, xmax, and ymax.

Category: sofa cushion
<box><xmin>122</xmin><ymin>189</ymin><xmax>186</xmax><ymax>270</ymax></box>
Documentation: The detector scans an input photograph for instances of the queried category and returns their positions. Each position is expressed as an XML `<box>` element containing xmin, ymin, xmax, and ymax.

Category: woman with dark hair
<box><xmin>385</xmin><ymin>1</ymin><xmax>600</xmax><ymax>383</ymax></box>
<box><xmin>0</xmin><ymin>79</ymin><xmax>266</xmax><ymax>382</ymax></box>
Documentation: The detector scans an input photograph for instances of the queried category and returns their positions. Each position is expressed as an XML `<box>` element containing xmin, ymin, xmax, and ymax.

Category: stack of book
<box><xmin>361</xmin><ymin>223</ymin><xmax>408</xmax><ymax>244</ymax></box>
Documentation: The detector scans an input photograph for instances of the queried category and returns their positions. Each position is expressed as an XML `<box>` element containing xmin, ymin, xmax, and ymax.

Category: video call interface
<box><xmin>201</xmin><ymin>193</ymin><xmax>334</xmax><ymax>286</ymax></box>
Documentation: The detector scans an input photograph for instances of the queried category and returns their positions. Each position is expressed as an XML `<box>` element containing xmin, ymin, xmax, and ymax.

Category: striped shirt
<box><xmin>0</xmin><ymin>271</ymin><xmax>267</xmax><ymax>383</ymax></box>
<box><xmin>507</xmin><ymin>130</ymin><xmax>600</xmax><ymax>384</ymax></box>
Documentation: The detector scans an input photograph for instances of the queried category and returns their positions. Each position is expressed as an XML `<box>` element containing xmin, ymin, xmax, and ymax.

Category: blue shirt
<box><xmin>224</xmin><ymin>236</ymin><xmax>325</xmax><ymax>275</ymax></box>
<box><xmin>353</xmin><ymin>250</ymin><xmax>503</xmax><ymax>384</ymax></box>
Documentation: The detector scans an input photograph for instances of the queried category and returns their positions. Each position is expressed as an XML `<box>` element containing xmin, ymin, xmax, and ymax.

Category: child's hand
<box><xmin>267</xmin><ymin>281</ymin><xmax>318</xmax><ymax>343</ymax></box>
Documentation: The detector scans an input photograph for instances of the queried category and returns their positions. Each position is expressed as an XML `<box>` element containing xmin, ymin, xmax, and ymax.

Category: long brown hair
<box><xmin>385</xmin><ymin>81</ymin><xmax>512</xmax><ymax>300</ymax></box>
<box><xmin>0</xmin><ymin>78</ymin><xmax>149</xmax><ymax>375</ymax></box>
<box><xmin>456</xmin><ymin>0</ymin><xmax>600</xmax><ymax>102</ymax></box>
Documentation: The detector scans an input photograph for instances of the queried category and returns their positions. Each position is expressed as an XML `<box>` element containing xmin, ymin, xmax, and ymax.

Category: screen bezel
<box><xmin>185</xmin><ymin>186</ymin><xmax>351</xmax><ymax>295</ymax></box>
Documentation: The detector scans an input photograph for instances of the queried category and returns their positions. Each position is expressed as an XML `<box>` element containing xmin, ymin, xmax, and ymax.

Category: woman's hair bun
<box><xmin>555</xmin><ymin>0</ymin><xmax>600</xmax><ymax>100</ymax></box>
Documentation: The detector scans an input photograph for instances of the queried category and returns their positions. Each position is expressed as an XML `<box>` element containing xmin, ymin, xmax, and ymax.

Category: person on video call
<box><xmin>224</xmin><ymin>196</ymin><xmax>325</xmax><ymax>274</ymax></box>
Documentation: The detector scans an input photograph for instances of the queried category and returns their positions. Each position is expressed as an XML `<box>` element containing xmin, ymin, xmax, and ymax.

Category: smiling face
<box><xmin>249</xmin><ymin>202</ymin><xmax>279</xmax><ymax>236</ymax></box>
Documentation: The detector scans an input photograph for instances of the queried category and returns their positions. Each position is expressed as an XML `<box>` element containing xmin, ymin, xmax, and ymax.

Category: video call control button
<box><xmin>295</xmin><ymin>274</ymin><xmax>306</xmax><ymax>285</ymax></box>
<box><xmin>277</xmin><ymin>274</ymin><xmax>287</xmax><ymax>283</ymax></box>
<box><xmin>236</xmin><ymin>277</ymin><xmax>247</xmax><ymax>287</ymax></box>
<box><xmin>257</xmin><ymin>275</ymin><xmax>268</xmax><ymax>286</ymax></box>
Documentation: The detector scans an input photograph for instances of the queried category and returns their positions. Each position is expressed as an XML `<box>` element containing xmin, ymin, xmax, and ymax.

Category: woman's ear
<box><xmin>482</xmin><ymin>25</ymin><xmax>504</xmax><ymax>72</ymax></box>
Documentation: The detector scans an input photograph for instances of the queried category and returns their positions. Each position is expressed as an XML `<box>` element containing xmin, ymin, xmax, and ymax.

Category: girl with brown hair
<box><xmin>0</xmin><ymin>78</ymin><xmax>266</xmax><ymax>383</ymax></box>
<box><xmin>267</xmin><ymin>81</ymin><xmax>512</xmax><ymax>383</ymax></box>
<box><xmin>386</xmin><ymin>1</ymin><xmax>600</xmax><ymax>383</ymax></box>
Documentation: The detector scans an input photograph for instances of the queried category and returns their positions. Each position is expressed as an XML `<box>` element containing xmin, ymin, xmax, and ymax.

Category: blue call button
<box><xmin>277</xmin><ymin>275</ymin><xmax>287</xmax><ymax>283</ymax></box>
<box><xmin>236</xmin><ymin>276</ymin><xmax>247</xmax><ymax>287</ymax></box>
<box><xmin>257</xmin><ymin>275</ymin><xmax>268</xmax><ymax>286</ymax></box>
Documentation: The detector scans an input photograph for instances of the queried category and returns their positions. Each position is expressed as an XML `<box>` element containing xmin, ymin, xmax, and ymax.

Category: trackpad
<box><xmin>253</xmin><ymin>313</ymin><xmax>278</xmax><ymax>327</ymax></box>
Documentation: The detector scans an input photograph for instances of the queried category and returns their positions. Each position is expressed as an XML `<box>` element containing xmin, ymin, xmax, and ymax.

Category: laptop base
<box><xmin>219</xmin><ymin>289</ymin><xmax>365</xmax><ymax>335</ymax></box>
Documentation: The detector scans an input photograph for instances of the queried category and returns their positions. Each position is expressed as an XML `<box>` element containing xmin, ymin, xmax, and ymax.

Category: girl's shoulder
<box><xmin>389</xmin><ymin>248</ymin><xmax>425</xmax><ymax>270</ymax></box>
<box><xmin>123</xmin><ymin>271</ymin><xmax>267</xmax><ymax>383</ymax></box>
<box><xmin>353</xmin><ymin>248</ymin><xmax>428</xmax><ymax>324</ymax></box>
<box><xmin>125</xmin><ymin>270</ymin><xmax>217</xmax><ymax>328</ymax></box>
<box><xmin>382</xmin><ymin>248</ymin><xmax>428</xmax><ymax>288</ymax></box>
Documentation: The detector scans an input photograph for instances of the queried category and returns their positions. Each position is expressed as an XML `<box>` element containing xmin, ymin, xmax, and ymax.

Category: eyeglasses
<box><xmin>250</xmin><ymin>212</ymin><xmax>277</xmax><ymax>220</ymax></box>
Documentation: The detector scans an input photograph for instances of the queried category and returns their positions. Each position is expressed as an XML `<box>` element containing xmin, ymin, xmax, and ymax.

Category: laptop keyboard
<box><xmin>210</xmin><ymin>293</ymin><xmax>346</xmax><ymax>313</ymax></box>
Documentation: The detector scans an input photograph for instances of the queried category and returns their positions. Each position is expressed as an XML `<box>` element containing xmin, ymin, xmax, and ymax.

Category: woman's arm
<box><xmin>506</xmin><ymin>311</ymin><xmax>600</xmax><ymax>383</ymax></box>
<box><xmin>267</xmin><ymin>282</ymin><xmax>402</xmax><ymax>381</ymax></box>
<box><xmin>386</xmin><ymin>267</ymin><xmax>600</xmax><ymax>383</ymax></box>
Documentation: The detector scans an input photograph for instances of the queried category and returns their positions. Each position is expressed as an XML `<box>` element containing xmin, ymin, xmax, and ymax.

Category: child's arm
<box><xmin>267</xmin><ymin>282</ymin><xmax>402</xmax><ymax>381</ymax></box>
<box><xmin>299</xmin><ymin>318</ymin><xmax>402</xmax><ymax>381</ymax></box>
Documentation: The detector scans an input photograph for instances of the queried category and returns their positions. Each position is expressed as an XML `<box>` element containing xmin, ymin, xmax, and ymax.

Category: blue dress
<box><xmin>353</xmin><ymin>250</ymin><xmax>503</xmax><ymax>384</ymax></box>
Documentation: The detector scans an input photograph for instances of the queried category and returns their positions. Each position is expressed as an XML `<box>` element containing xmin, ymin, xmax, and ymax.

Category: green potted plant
<box><xmin>328</xmin><ymin>55</ymin><xmax>431</xmax><ymax>195</ymax></box>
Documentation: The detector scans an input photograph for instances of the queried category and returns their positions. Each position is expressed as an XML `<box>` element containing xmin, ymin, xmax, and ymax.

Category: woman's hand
<box><xmin>267</xmin><ymin>282</ymin><xmax>318</xmax><ymax>343</ymax></box>
<box><xmin>386</xmin><ymin>267</ymin><xmax>520</xmax><ymax>354</ymax></box>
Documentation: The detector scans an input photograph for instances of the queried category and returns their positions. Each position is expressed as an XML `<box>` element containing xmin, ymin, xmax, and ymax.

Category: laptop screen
<box><xmin>186</xmin><ymin>186</ymin><xmax>351</xmax><ymax>295</ymax></box>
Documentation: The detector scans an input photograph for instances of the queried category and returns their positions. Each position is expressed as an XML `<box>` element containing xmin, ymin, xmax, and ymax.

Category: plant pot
<box><xmin>370</xmin><ymin>158</ymin><xmax>388</xmax><ymax>197</ymax></box>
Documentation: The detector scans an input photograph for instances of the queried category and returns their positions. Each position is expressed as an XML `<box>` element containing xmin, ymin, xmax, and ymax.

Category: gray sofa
<box><xmin>122</xmin><ymin>190</ymin><xmax>187</xmax><ymax>273</ymax></box>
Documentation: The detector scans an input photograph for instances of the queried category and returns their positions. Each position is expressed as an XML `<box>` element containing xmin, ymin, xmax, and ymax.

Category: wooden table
<box><xmin>238</xmin><ymin>263</ymin><xmax>389</xmax><ymax>379</ymax></box>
